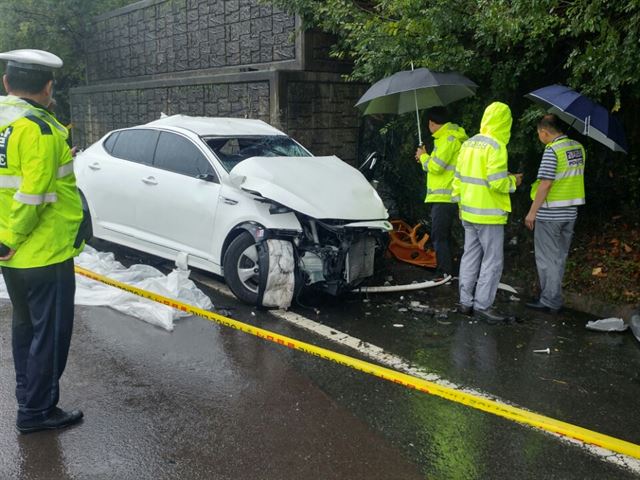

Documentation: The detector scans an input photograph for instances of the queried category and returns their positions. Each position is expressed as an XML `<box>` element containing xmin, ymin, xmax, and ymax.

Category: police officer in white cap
<box><xmin>0</xmin><ymin>49</ymin><xmax>89</xmax><ymax>433</ymax></box>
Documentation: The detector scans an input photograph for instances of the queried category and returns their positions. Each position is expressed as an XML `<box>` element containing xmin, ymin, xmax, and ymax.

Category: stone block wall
<box><xmin>281</xmin><ymin>73</ymin><xmax>367</xmax><ymax>163</ymax></box>
<box><xmin>71</xmin><ymin>76</ymin><xmax>272</xmax><ymax>147</ymax></box>
<box><xmin>72</xmin><ymin>0</ymin><xmax>366</xmax><ymax>165</ymax></box>
<box><xmin>87</xmin><ymin>0</ymin><xmax>296</xmax><ymax>82</ymax></box>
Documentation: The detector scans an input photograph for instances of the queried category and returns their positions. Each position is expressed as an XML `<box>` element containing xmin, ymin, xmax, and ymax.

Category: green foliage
<box><xmin>0</xmin><ymin>0</ymin><xmax>132</xmax><ymax>122</ymax></box>
<box><xmin>270</xmin><ymin>0</ymin><xmax>640</xmax><ymax>219</ymax></box>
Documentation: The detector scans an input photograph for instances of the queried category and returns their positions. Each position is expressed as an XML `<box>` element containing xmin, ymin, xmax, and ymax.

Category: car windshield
<box><xmin>204</xmin><ymin>135</ymin><xmax>311</xmax><ymax>171</ymax></box>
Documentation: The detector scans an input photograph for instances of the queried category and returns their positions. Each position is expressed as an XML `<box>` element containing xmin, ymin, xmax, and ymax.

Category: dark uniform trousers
<box><xmin>431</xmin><ymin>202</ymin><xmax>458</xmax><ymax>275</ymax></box>
<box><xmin>2</xmin><ymin>258</ymin><xmax>75</xmax><ymax>422</ymax></box>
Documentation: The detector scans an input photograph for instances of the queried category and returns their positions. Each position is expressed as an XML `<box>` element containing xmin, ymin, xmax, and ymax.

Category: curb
<box><xmin>564</xmin><ymin>291</ymin><xmax>639</xmax><ymax>322</ymax></box>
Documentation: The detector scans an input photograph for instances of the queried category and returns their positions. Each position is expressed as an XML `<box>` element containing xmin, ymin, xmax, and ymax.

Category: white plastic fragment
<box><xmin>585</xmin><ymin>318</ymin><xmax>628</xmax><ymax>332</ymax></box>
<box><xmin>392</xmin><ymin>324</ymin><xmax>404</xmax><ymax>328</ymax></box>
<box><xmin>533</xmin><ymin>348</ymin><xmax>551</xmax><ymax>354</ymax></box>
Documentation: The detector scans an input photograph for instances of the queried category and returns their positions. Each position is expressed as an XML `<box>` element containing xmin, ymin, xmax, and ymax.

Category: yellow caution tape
<box><xmin>74</xmin><ymin>265</ymin><xmax>640</xmax><ymax>459</ymax></box>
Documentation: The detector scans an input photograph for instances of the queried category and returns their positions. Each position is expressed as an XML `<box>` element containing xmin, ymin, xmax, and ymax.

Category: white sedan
<box><xmin>75</xmin><ymin>115</ymin><xmax>391</xmax><ymax>307</ymax></box>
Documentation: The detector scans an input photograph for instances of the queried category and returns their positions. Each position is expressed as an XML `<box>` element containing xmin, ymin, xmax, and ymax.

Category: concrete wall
<box><xmin>71</xmin><ymin>0</ymin><xmax>364</xmax><ymax>164</ymax></box>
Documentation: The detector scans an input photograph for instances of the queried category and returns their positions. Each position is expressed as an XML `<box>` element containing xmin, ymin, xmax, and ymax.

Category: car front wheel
<box><xmin>223</xmin><ymin>232</ymin><xmax>261</xmax><ymax>304</ymax></box>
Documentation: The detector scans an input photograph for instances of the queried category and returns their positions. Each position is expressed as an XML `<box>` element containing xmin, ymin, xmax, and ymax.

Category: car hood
<box><xmin>229</xmin><ymin>156</ymin><xmax>388</xmax><ymax>220</ymax></box>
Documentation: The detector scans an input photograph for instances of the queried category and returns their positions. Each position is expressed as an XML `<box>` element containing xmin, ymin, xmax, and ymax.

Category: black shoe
<box><xmin>458</xmin><ymin>304</ymin><xmax>473</xmax><ymax>315</ymax></box>
<box><xmin>17</xmin><ymin>407</ymin><xmax>83</xmax><ymax>434</ymax></box>
<box><xmin>474</xmin><ymin>307</ymin><xmax>507</xmax><ymax>325</ymax></box>
<box><xmin>525</xmin><ymin>300</ymin><xmax>561</xmax><ymax>314</ymax></box>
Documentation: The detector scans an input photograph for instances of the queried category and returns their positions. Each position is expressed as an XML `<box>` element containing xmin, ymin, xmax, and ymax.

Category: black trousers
<box><xmin>2</xmin><ymin>259</ymin><xmax>75</xmax><ymax>422</ymax></box>
<box><xmin>430</xmin><ymin>202</ymin><xmax>458</xmax><ymax>275</ymax></box>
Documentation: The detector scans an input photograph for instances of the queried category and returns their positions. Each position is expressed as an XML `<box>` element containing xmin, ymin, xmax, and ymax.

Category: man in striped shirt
<box><xmin>524</xmin><ymin>114</ymin><xmax>586</xmax><ymax>313</ymax></box>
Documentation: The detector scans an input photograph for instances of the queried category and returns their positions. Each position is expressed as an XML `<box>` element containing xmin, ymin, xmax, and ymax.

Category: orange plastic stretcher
<box><xmin>387</xmin><ymin>219</ymin><xmax>437</xmax><ymax>268</ymax></box>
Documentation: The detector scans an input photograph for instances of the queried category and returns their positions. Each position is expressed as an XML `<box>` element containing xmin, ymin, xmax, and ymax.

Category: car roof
<box><xmin>144</xmin><ymin>114</ymin><xmax>287</xmax><ymax>137</ymax></box>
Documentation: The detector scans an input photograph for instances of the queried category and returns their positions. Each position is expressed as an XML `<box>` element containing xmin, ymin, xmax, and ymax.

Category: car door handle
<box><xmin>221</xmin><ymin>196</ymin><xmax>238</xmax><ymax>205</ymax></box>
<box><xmin>142</xmin><ymin>176</ymin><xmax>158</xmax><ymax>185</ymax></box>
<box><xmin>89</xmin><ymin>162</ymin><xmax>101</xmax><ymax>170</ymax></box>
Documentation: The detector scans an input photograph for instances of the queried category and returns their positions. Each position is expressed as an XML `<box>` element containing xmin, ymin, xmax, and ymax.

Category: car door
<box><xmin>83</xmin><ymin>129</ymin><xmax>159</xmax><ymax>238</ymax></box>
<box><xmin>134</xmin><ymin>130</ymin><xmax>221</xmax><ymax>262</ymax></box>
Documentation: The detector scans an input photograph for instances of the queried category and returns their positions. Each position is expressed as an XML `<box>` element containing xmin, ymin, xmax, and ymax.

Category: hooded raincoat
<box><xmin>452</xmin><ymin>102</ymin><xmax>516</xmax><ymax>225</ymax></box>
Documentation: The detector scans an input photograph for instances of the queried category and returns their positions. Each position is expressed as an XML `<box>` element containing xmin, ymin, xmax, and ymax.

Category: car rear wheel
<box><xmin>223</xmin><ymin>232</ymin><xmax>261</xmax><ymax>304</ymax></box>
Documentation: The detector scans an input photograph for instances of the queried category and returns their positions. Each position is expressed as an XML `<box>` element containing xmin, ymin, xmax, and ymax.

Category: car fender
<box><xmin>214</xmin><ymin>184</ymin><xmax>302</xmax><ymax>264</ymax></box>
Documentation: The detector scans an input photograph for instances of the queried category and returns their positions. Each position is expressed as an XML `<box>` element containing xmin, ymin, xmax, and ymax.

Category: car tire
<box><xmin>223</xmin><ymin>232</ymin><xmax>262</xmax><ymax>305</ymax></box>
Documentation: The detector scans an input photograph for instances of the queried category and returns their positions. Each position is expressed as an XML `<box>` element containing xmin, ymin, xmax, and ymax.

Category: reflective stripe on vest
<box><xmin>428</xmin><ymin>188</ymin><xmax>453</xmax><ymax>195</ymax></box>
<box><xmin>0</xmin><ymin>161</ymin><xmax>73</xmax><ymax>204</ymax></box>
<box><xmin>461</xmin><ymin>205</ymin><xmax>508</xmax><ymax>217</ymax></box>
<box><xmin>544</xmin><ymin>198</ymin><xmax>585</xmax><ymax>208</ymax></box>
<box><xmin>13</xmin><ymin>191</ymin><xmax>57</xmax><ymax>205</ymax></box>
<box><xmin>470</xmin><ymin>134</ymin><xmax>500</xmax><ymax>150</ymax></box>
<box><xmin>456</xmin><ymin>173</ymin><xmax>490</xmax><ymax>187</ymax></box>
<box><xmin>531</xmin><ymin>138</ymin><xmax>585</xmax><ymax>207</ymax></box>
<box><xmin>487</xmin><ymin>171</ymin><xmax>509</xmax><ymax>182</ymax></box>
<box><xmin>431</xmin><ymin>156</ymin><xmax>456</xmax><ymax>171</ymax></box>
<box><xmin>0</xmin><ymin>160</ymin><xmax>74</xmax><ymax>188</ymax></box>
<box><xmin>555</xmin><ymin>167</ymin><xmax>584</xmax><ymax>180</ymax></box>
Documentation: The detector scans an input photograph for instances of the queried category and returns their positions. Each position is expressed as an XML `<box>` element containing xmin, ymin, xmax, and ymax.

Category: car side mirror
<box><xmin>229</xmin><ymin>172</ymin><xmax>246</xmax><ymax>188</ymax></box>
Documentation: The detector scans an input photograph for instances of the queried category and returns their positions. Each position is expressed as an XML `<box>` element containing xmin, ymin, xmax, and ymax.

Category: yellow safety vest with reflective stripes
<box><xmin>0</xmin><ymin>97</ymin><xmax>84</xmax><ymax>268</ymax></box>
<box><xmin>530</xmin><ymin>137</ymin><xmax>585</xmax><ymax>207</ymax></box>
<box><xmin>419</xmin><ymin>122</ymin><xmax>468</xmax><ymax>203</ymax></box>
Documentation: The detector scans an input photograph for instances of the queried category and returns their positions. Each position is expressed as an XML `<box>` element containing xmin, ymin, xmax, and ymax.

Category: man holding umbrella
<box><xmin>415</xmin><ymin>107</ymin><xmax>468</xmax><ymax>276</ymax></box>
<box><xmin>452</xmin><ymin>102</ymin><xmax>522</xmax><ymax>324</ymax></box>
<box><xmin>524</xmin><ymin>114</ymin><xmax>585</xmax><ymax>313</ymax></box>
<box><xmin>523</xmin><ymin>84</ymin><xmax>627</xmax><ymax>314</ymax></box>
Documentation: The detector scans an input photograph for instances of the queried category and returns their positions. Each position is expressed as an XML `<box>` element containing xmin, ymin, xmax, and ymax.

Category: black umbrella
<box><xmin>525</xmin><ymin>84</ymin><xmax>628</xmax><ymax>154</ymax></box>
<box><xmin>355</xmin><ymin>66</ymin><xmax>478</xmax><ymax>144</ymax></box>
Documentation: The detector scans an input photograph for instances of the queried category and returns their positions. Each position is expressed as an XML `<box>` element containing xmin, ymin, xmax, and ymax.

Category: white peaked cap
<box><xmin>0</xmin><ymin>49</ymin><xmax>63</xmax><ymax>71</ymax></box>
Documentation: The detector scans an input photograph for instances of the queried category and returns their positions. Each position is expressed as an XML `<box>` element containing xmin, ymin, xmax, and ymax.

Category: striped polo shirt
<box><xmin>535</xmin><ymin>135</ymin><xmax>578</xmax><ymax>221</ymax></box>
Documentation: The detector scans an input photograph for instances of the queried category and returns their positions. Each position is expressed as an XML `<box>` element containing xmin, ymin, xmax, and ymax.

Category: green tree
<box><xmin>270</xmin><ymin>0</ymin><xmax>640</xmax><ymax>220</ymax></box>
<box><xmin>0</xmin><ymin>0</ymin><xmax>133</xmax><ymax>123</ymax></box>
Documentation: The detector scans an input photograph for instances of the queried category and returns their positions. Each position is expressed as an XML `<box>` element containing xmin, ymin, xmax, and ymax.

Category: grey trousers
<box><xmin>459</xmin><ymin>221</ymin><xmax>504</xmax><ymax>311</ymax></box>
<box><xmin>534</xmin><ymin>219</ymin><xmax>575</xmax><ymax>310</ymax></box>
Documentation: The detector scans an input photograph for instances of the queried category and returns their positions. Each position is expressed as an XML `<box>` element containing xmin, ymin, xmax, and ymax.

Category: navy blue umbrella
<box><xmin>525</xmin><ymin>84</ymin><xmax>628</xmax><ymax>154</ymax></box>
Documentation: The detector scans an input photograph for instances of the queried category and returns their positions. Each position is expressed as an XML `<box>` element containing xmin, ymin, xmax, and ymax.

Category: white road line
<box><xmin>193</xmin><ymin>273</ymin><xmax>640</xmax><ymax>474</ymax></box>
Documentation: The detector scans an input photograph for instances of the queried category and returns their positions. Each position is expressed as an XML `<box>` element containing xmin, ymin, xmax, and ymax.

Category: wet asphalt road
<box><xmin>1</xmin><ymin>246</ymin><xmax>639</xmax><ymax>479</ymax></box>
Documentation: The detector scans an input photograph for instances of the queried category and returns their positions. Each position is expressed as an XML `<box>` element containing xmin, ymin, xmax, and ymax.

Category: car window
<box><xmin>205</xmin><ymin>136</ymin><xmax>311</xmax><ymax>171</ymax></box>
<box><xmin>102</xmin><ymin>131</ymin><xmax>120</xmax><ymax>154</ymax></box>
<box><xmin>153</xmin><ymin>132</ymin><xmax>217</xmax><ymax>180</ymax></box>
<box><xmin>110</xmin><ymin>129</ymin><xmax>159</xmax><ymax>165</ymax></box>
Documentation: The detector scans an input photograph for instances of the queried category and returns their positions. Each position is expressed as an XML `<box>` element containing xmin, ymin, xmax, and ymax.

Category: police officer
<box><xmin>524</xmin><ymin>114</ymin><xmax>585</xmax><ymax>313</ymax></box>
<box><xmin>415</xmin><ymin>107</ymin><xmax>468</xmax><ymax>277</ymax></box>
<box><xmin>0</xmin><ymin>49</ymin><xmax>87</xmax><ymax>433</ymax></box>
<box><xmin>452</xmin><ymin>102</ymin><xmax>522</xmax><ymax>324</ymax></box>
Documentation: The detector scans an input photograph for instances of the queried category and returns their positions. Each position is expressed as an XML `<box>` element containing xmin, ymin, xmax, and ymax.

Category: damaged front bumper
<box><xmin>252</xmin><ymin>217</ymin><xmax>391</xmax><ymax>308</ymax></box>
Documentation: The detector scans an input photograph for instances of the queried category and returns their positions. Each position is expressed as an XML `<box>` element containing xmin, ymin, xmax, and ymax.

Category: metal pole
<box><xmin>411</xmin><ymin>62</ymin><xmax>422</xmax><ymax>146</ymax></box>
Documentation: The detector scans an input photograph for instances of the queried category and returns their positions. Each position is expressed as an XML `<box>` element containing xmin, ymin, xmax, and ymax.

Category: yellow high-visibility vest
<box><xmin>531</xmin><ymin>137</ymin><xmax>586</xmax><ymax>207</ymax></box>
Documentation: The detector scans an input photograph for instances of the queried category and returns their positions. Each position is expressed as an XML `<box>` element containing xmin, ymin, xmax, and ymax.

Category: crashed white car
<box><xmin>75</xmin><ymin>115</ymin><xmax>391</xmax><ymax>307</ymax></box>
